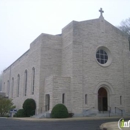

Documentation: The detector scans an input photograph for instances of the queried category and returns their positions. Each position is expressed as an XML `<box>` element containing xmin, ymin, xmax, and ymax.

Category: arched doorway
<box><xmin>98</xmin><ymin>87</ymin><xmax>108</xmax><ymax>111</ymax></box>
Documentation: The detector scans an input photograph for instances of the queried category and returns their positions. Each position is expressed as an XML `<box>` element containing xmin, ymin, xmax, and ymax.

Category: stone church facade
<box><xmin>2</xmin><ymin>9</ymin><xmax>130</xmax><ymax>116</ymax></box>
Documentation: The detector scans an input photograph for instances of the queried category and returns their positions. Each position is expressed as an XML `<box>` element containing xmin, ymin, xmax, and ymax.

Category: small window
<box><xmin>32</xmin><ymin>67</ymin><xmax>35</xmax><ymax>94</ymax></box>
<box><xmin>24</xmin><ymin>70</ymin><xmax>27</xmax><ymax>96</ymax></box>
<box><xmin>45</xmin><ymin>94</ymin><xmax>50</xmax><ymax>111</ymax></box>
<box><xmin>120</xmin><ymin>96</ymin><xmax>122</xmax><ymax>105</ymax></box>
<box><xmin>3</xmin><ymin>82</ymin><xmax>5</xmax><ymax>92</ymax></box>
<box><xmin>11</xmin><ymin>78</ymin><xmax>14</xmax><ymax>98</ymax></box>
<box><xmin>62</xmin><ymin>93</ymin><xmax>65</xmax><ymax>104</ymax></box>
<box><xmin>85</xmin><ymin>94</ymin><xmax>87</xmax><ymax>104</ymax></box>
<box><xmin>7</xmin><ymin>80</ymin><xmax>10</xmax><ymax>97</ymax></box>
<box><xmin>17</xmin><ymin>75</ymin><xmax>20</xmax><ymax>97</ymax></box>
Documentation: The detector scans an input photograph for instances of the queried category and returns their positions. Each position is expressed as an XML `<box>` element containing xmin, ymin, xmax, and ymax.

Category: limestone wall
<box><xmin>2</xmin><ymin>35</ymin><xmax>42</xmax><ymax>113</ymax></box>
<box><xmin>72</xmin><ymin>18</ymin><xmax>130</xmax><ymax>114</ymax></box>
<box><xmin>45</xmin><ymin>76</ymin><xmax>71</xmax><ymax>113</ymax></box>
<box><xmin>38</xmin><ymin>34</ymin><xmax>62</xmax><ymax>112</ymax></box>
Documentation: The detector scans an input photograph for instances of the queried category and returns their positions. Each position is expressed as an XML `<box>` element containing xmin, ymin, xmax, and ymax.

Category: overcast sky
<box><xmin>0</xmin><ymin>0</ymin><xmax>130</xmax><ymax>73</ymax></box>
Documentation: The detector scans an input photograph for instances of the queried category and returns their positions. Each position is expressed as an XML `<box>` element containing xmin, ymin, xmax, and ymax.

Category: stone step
<box><xmin>32</xmin><ymin>112</ymin><xmax>50</xmax><ymax>118</ymax></box>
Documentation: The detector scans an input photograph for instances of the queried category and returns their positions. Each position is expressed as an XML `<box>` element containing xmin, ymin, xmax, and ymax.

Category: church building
<box><xmin>2</xmin><ymin>9</ymin><xmax>130</xmax><ymax>117</ymax></box>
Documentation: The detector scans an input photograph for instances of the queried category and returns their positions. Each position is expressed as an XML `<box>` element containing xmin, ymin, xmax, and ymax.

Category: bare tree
<box><xmin>118</xmin><ymin>18</ymin><xmax>130</xmax><ymax>35</ymax></box>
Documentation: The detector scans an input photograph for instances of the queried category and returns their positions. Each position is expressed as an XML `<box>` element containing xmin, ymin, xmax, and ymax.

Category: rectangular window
<box><xmin>32</xmin><ymin>68</ymin><xmax>35</xmax><ymax>95</ymax></box>
<box><xmin>62</xmin><ymin>93</ymin><xmax>65</xmax><ymax>104</ymax></box>
<box><xmin>24</xmin><ymin>70</ymin><xmax>27</xmax><ymax>96</ymax></box>
<box><xmin>7</xmin><ymin>80</ymin><xmax>10</xmax><ymax>97</ymax></box>
<box><xmin>45</xmin><ymin>94</ymin><xmax>50</xmax><ymax>111</ymax></box>
<box><xmin>11</xmin><ymin>78</ymin><xmax>14</xmax><ymax>98</ymax></box>
<box><xmin>3</xmin><ymin>82</ymin><xmax>5</xmax><ymax>92</ymax></box>
<box><xmin>17</xmin><ymin>75</ymin><xmax>20</xmax><ymax>97</ymax></box>
<box><xmin>85</xmin><ymin>94</ymin><xmax>87</xmax><ymax>104</ymax></box>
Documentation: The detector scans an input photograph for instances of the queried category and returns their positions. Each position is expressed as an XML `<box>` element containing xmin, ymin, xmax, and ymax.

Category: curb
<box><xmin>10</xmin><ymin>116</ymin><xmax>122</xmax><ymax>122</ymax></box>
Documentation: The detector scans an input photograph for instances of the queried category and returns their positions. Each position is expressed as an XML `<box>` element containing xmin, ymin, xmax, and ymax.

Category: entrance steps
<box><xmin>32</xmin><ymin>112</ymin><xmax>50</xmax><ymax>118</ymax></box>
<box><xmin>96</xmin><ymin>111</ymin><xmax>117</xmax><ymax>117</ymax></box>
<box><xmin>83</xmin><ymin>110</ymin><xmax>126</xmax><ymax>117</ymax></box>
<box><xmin>32</xmin><ymin>110</ymin><xmax>130</xmax><ymax>118</ymax></box>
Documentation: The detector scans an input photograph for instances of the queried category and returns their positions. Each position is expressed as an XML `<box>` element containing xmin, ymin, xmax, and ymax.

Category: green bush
<box><xmin>14</xmin><ymin>109</ymin><xmax>25</xmax><ymax>117</ymax></box>
<box><xmin>51</xmin><ymin>104</ymin><xmax>69</xmax><ymax>118</ymax></box>
<box><xmin>23</xmin><ymin>99</ymin><xmax>36</xmax><ymax>117</ymax></box>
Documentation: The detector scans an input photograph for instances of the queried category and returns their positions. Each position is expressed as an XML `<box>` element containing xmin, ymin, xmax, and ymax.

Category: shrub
<box><xmin>23</xmin><ymin>99</ymin><xmax>36</xmax><ymax>117</ymax></box>
<box><xmin>14</xmin><ymin>109</ymin><xmax>25</xmax><ymax>117</ymax></box>
<box><xmin>51</xmin><ymin>104</ymin><xmax>69</xmax><ymax>118</ymax></box>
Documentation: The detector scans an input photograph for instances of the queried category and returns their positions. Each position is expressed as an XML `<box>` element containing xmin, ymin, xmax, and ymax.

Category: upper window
<box><xmin>24</xmin><ymin>70</ymin><xmax>27</xmax><ymax>96</ymax></box>
<box><xmin>17</xmin><ymin>74</ymin><xmax>20</xmax><ymax>97</ymax></box>
<box><xmin>7</xmin><ymin>80</ymin><xmax>10</xmax><ymax>97</ymax></box>
<box><xmin>96</xmin><ymin>46</ymin><xmax>112</xmax><ymax>67</ymax></box>
<box><xmin>96</xmin><ymin>49</ymin><xmax>108</xmax><ymax>64</ymax></box>
<box><xmin>32</xmin><ymin>67</ymin><xmax>35</xmax><ymax>95</ymax></box>
<box><xmin>11</xmin><ymin>78</ymin><xmax>14</xmax><ymax>98</ymax></box>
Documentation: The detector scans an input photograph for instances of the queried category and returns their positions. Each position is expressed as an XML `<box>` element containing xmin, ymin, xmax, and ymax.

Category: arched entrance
<box><xmin>98</xmin><ymin>87</ymin><xmax>108</xmax><ymax>111</ymax></box>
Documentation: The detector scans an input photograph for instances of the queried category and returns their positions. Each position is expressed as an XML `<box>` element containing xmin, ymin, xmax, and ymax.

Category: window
<box><xmin>24</xmin><ymin>70</ymin><xmax>27</xmax><ymax>96</ymax></box>
<box><xmin>7</xmin><ymin>80</ymin><xmax>10</xmax><ymax>97</ymax></box>
<box><xmin>85</xmin><ymin>94</ymin><xmax>87</xmax><ymax>104</ymax></box>
<box><xmin>96</xmin><ymin>49</ymin><xmax>108</xmax><ymax>64</ymax></box>
<box><xmin>120</xmin><ymin>96</ymin><xmax>122</xmax><ymax>105</ymax></box>
<box><xmin>17</xmin><ymin>75</ymin><xmax>20</xmax><ymax>97</ymax></box>
<box><xmin>3</xmin><ymin>82</ymin><xmax>5</xmax><ymax>92</ymax></box>
<box><xmin>32</xmin><ymin>68</ymin><xmax>35</xmax><ymax>94</ymax></box>
<box><xmin>11</xmin><ymin>78</ymin><xmax>14</xmax><ymax>98</ymax></box>
<box><xmin>45</xmin><ymin>94</ymin><xmax>50</xmax><ymax>111</ymax></box>
<box><xmin>62</xmin><ymin>93</ymin><xmax>65</xmax><ymax>104</ymax></box>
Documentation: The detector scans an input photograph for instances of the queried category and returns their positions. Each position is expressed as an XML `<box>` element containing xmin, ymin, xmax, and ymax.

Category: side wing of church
<box><xmin>2</xmin><ymin>9</ymin><xmax>130</xmax><ymax>117</ymax></box>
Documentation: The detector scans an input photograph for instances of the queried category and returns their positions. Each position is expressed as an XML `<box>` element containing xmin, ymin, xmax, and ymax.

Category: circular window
<box><xmin>96</xmin><ymin>49</ymin><xmax>108</xmax><ymax>64</ymax></box>
<box><xmin>96</xmin><ymin>46</ymin><xmax>112</xmax><ymax>67</ymax></box>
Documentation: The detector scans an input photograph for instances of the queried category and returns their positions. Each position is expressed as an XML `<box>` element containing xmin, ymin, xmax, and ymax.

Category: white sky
<box><xmin>0</xmin><ymin>0</ymin><xmax>130</xmax><ymax>73</ymax></box>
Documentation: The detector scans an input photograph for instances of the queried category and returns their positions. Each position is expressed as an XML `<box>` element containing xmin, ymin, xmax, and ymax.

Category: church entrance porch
<box><xmin>98</xmin><ymin>87</ymin><xmax>108</xmax><ymax>111</ymax></box>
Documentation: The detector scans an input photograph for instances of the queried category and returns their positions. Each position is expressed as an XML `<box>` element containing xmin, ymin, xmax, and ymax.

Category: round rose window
<box><xmin>96</xmin><ymin>49</ymin><xmax>108</xmax><ymax>64</ymax></box>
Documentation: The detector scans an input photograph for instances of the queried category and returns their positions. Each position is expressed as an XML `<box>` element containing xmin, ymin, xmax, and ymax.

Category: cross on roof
<box><xmin>99</xmin><ymin>8</ymin><xmax>104</xmax><ymax>16</ymax></box>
